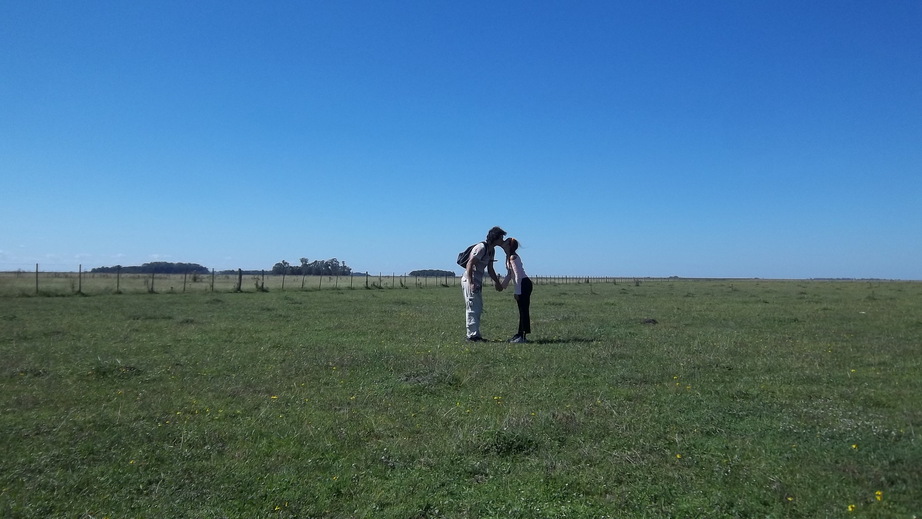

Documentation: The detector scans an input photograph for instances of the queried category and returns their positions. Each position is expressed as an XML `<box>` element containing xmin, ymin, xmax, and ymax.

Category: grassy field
<box><xmin>0</xmin><ymin>271</ymin><xmax>626</xmax><ymax>296</ymax></box>
<box><xmin>1</xmin><ymin>280</ymin><xmax>920</xmax><ymax>518</ymax></box>
<box><xmin>0</xmin><ymin>271</ymin><xmax>436</xmax><ymax>296</ymax></box>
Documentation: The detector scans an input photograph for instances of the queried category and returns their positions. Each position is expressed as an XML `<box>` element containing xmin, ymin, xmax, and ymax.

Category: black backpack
<box><xmin>457</xmin><ymin>241</ymin><xmax>487</xmax><ymax>268</ymax></box>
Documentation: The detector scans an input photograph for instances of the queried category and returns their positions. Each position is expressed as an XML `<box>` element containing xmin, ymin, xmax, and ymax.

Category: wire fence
<box><xmin>0</xmin><ymin>265</ymin><xmax>672</xmax><ymax>297</ymax></box>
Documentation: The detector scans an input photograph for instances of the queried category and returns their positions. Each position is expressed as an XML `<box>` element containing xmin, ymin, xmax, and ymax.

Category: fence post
<box><xmin>78</xmin><ymin>264</ymin><xmax>83</xmax><ymax>294</ymax></box>
<box><xmin>236</xmin><ymin>269</ymin><xmax>243</xmax><ymax>292</ymax></box>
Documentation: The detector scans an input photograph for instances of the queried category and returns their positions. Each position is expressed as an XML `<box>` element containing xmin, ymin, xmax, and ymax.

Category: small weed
<box><xmin>478</xmin><ymin>428</ymin><xmax>539</xmax><ymax>456</ymax></box>
<box><xmin>88</xmin><ymin>359</ymin><xmax>142</xmax><ymax>378</ymax></box>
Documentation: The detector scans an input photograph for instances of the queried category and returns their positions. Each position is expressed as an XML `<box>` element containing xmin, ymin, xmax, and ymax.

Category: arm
<box><xmin>465</xmin><ymin>255</ymin><xmax>477</xmax><ymax>290</ymax></box>
<box><xmin>509</xmin><ymin>256</ymin><xmax>525</xmax><ymax>294</ymax></box>
<box><xmin>500</xmin><ymin>268</ymin><xmax>512</xmax><ymax>290</ymax></box>
<box><xmin>488</xmin><ymin>263</ymin><xmax>500</xmax><ymax>284</ymax></box>
<box><xmin>487</xmin><ymin>246</ymin><xmax>504</xmax><ymax>290</ymax></box>
<box><xmin>488</xmin><ymin>260</ymin><xmax>502</xmax><ymax>291</ymax></box>
<box><xmin>466</xmin><ymin>243</ymin><xmax>487</xmax><ymax>290</ymax></box>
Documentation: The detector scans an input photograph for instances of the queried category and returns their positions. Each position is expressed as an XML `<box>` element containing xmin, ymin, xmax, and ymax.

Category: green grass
<box><xmin>0</xmin><ymin>271</ymin><xmax>416</xmax><ymax>296</ymax></box>
<box><xmin>2</xmin><ymin>280</ymin><xmax>920</xmax><ymax>518</ymax></box>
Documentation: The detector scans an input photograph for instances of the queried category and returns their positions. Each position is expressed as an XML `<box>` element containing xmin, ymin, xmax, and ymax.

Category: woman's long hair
<box><xmin>506</xmin><ymin>238</ymin><xmax>519</xmax><ymax>257</ymax></box>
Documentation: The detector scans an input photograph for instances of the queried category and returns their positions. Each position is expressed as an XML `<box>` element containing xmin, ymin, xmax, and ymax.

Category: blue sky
<box><xmin>2</xmin><ymin>1</ymin><xmax>920</xmax><ymax>279</ymax></box>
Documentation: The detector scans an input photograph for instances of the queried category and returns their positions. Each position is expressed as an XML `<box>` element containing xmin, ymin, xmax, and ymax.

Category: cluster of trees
<box><xmin>91</xmin><ymin>262</ymin><xmax>210</xmax><ymax>274</ymax></box>
<box><xmin>271</xmin><ymin>258</ymin><xmax>352</xmax><ymax>276</ymax></box>
<box><xmin>90</xmin><ymin>260</ymin><xmax>451</xmax><ymax>278</ymax></box>
<box><xmin>409</xmin><ymin>269</ymin><xmax>456</xmax><ymax>277</ymax></box>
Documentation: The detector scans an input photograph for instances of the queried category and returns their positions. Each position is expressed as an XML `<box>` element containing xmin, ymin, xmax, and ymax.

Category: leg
<box><xmin>462</xmin><ymin>276</ymin><xmax>483</xmax><ymax>339</ymax></box>
<box><xmin>517</xmin><ymin>277</ymin><xmax>533</xmax><ymax>336</ymax></box>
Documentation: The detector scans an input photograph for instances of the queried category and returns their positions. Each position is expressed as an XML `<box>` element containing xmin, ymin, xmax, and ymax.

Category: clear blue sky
<box><xmin>2</xmin><ymin>1</ymin><xmax>920</xmax><ymax>279</ymax></box>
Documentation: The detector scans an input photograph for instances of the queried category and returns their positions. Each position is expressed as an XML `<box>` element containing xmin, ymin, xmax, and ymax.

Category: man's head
<box><xmin>486</xmin><ymin>226</ymin><xmax>507</xmax><ymax>247</ymax></box>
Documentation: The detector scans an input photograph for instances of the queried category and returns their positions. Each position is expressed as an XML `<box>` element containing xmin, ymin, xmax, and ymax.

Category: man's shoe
<box><xmin>508</xmin><ymin>335</ymin><xmax>526</xmax><ymax>343</ymax></box>
<box><xmin>466</xmin><ymin>335</ymin><xmax>485</xmax><ymax>342</ymax></box>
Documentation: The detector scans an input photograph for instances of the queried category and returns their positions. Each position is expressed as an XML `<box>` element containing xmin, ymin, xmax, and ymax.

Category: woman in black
<box><xmin>500</xmin><ymin>238</ymin><xmax>533</xmax><ymax>343</ymax></box>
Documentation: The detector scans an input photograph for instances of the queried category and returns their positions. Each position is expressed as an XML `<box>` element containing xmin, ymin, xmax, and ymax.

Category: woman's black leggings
<box><xmin>517</xmin><ymin>277</ymin><xmax>533</xmax><ymax>335</ymax></box>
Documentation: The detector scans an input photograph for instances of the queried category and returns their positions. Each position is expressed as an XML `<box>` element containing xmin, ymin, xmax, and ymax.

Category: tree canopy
<box><xmin>409</xmin><ymin>269</ymin><xmax>456</xmax><ymax>277</ymax></box>
<box><xmin>272</xmin><ymin>258</ymin><xmax>351</xmax><ymax>276</ymax></box>
<box><xmin>91</xmin><ymin>262</ymin><xmax>210</xmax><ymax>274</ymax></box>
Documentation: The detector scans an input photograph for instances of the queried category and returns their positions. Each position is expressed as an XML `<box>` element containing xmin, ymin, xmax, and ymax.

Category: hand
<box><xmin>495</xmin><ymin>281</ymin><xmax>503</xmax><ymax>292</ymax></box>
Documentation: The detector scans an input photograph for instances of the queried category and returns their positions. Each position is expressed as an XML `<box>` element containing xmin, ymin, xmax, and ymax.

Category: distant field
<box><xmin>1</xmin><ymin>280</ymin><xmax>920</xmax><ymax>517</ymax></box>
<box><xmin>0</xmin><ymin>271</ymin><xmax>659</xmax><ymax>296</ymax></box>
<box><xmin>0</xmin><ymin>271</ymin><xmax>414</xmax><ymax>295</ymax></box>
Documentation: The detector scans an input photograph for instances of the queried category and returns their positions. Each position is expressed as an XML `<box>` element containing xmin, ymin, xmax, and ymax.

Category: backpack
<box><xmin>457</xmin><ymin>241</ymin><xmax>487</xmax><ymax>268</ymax></box>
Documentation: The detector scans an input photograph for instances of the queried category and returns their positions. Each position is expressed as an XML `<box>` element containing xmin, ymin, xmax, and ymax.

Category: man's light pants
<box><xmin>461</xmin><ymin>276</ymin><xmax>483</xmax><ymax>339</ymax></box>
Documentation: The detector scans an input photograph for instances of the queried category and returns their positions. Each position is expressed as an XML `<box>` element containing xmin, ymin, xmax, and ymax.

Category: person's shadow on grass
<box><xmin>522</xmin><ymin>337</ymin><xmax>595</xmax><ymax>345</ymax></box>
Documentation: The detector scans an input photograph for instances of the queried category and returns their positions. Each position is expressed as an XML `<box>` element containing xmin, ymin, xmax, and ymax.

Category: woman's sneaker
<box><xmin>508</xmin><ymin>335</ymin><xmax>527</xmax><ymax>343</ymax></box>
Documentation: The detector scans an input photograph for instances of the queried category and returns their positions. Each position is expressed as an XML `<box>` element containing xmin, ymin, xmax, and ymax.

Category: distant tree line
<box><xmin>409</xmin><ymin>269</ymin><xmax>456</xmax><ymax>277</ymax></box>
<box><xmin>90</xmin><ymin>260</ymin><xmax>355</xmax><ymax>277</ymax></box>
<box><xmin>91</xmin><ymin>262</ymin><xmax>210</xmax><ymax>274</ymax></box>
<box><xmin>271</xmin><ymin>258</ymin><xmax>352</xmax><ymax>276</ymax></box>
